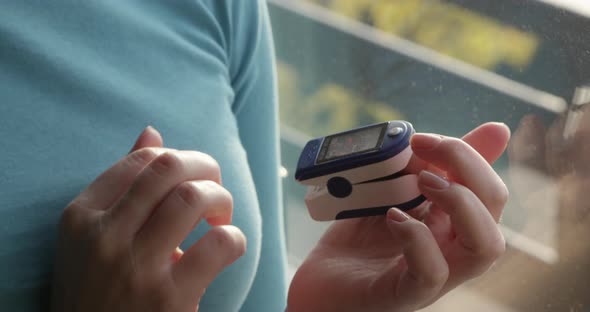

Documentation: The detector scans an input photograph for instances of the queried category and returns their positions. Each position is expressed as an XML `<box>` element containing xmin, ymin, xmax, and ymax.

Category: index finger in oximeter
<box><xmin>295</xmin><ymin>121</ymin><xmax>427</xmax><ymax>221</ymax></box>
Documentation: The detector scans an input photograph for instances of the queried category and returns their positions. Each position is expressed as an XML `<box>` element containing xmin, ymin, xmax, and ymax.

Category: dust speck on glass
<box><xmin>269</xmin><ymin>0</ymin><xmax>590</xmax><ymax>311</ymax></box>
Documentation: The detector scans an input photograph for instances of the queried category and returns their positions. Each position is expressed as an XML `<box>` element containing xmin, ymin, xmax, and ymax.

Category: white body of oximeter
<box><xmin>295</xmin><ymin>121</ymin><xmax>426</xmax><ymax>221</ymax></box>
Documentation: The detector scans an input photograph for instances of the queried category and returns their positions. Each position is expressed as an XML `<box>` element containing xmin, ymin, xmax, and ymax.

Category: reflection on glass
<box><xmin>270</xmin><ymin>0</ymin><xmax>590</xmax><ymax>311</ymax></box>
<box><xmin>277</xmin><ymin>62</ymin><xmax>405</xmax><ymax>137</ymax></box>
<box><xmin>308</xmin><ymin>0</ymin><xmax>540</xmax><ymax>71</ymax></box>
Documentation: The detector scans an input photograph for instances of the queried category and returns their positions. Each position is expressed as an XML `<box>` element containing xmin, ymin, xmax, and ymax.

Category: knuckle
<box><xmin>195</xmin><ymin>180</ymin><xmax>233</xmax><ymax>208</ymax></box>
<box><xmin>59</xmin><ymin>206</ymin><xmax>125</xmax><ymax>269</ymax></box>
<box><xmin>210</xmin><ymin>227</ymin><xmax>234</xmax><ymax>249</ymax></box>
<box><xmin>176</xmin><ymin>181</ymin><xmax>204</xmax><ymax>207</ymax></box>
<box><xmin>60</xmin><ymin>202</ymin><xmax>88</xmax><ymax>233</ymax></box>
<box><xmin>452</xmin><ymin>186</ymin><xmax>480</xmax><ymax>213</ymax></box>
<box><xmin>221</xmin><ymin>187</ymin><xmax>234</xmax><ymax>211</ymax></box>
<box><xmin>65</xmin><ymin>198</ymin><xmax>85</xmax><ymax>212</ymax></box>
<box><xmin>468</xmin><ymin>234</ymin><xmax>506</xmax><ymax>267</ymax></box>
<box><xmin>92</xmin><ymin>231</ymin><xmax>120</xmax><ymax>264</ymax></box>
<box><xmin>444</xmin><ymin>137</ymin><xmax>471</xmax><ymax>158</ymax></box>
<box><xmin>490</xmin><ymin>183</ymin><xmax>510</xmax><ymax>209</ymax></box>
<box><xmin>401</xmin><ymin>221</ymin><xmax>431</xmax><ymax>242</ymax></box>
<box><xmin>482</xmin><ymin>235</ymin><xmax>506</xmax><ymax>260</ymax></box>
<box><xmin>420</xmin><ymin>267</ymin><xmax>449</xmax><ymax>291</ymax></box>
<box><xmin>128</xmin><ymin>148</ymin><xmax>160</xmax><ymax>168</ymax></box>
<box><xmin>90</xmin><ymin>214</ymin><xmax>124</xmax><ymax>264</ymax></box>
<box><xmin>443</xmin><ymin>139</ymin><xmax>479</xmax><ymax>169</ymax></box>
<box><xmin>432</xmin><ymin>267</ymin><xmax>450</xmax><ymax>287</ymax></box>
<box><xmin>208</xmin><ymin>227</ymin><xmax>244</xmax><ymax>255</ymax></box>
<box><xmin>209</xmin><ymin>180</ymin><xmax>233</xmax><ymax>209</ymax></box>
<box><xmin>175</xmin><ymin>181</ymin><xmax>233</xmax><ymax>217</ymax></box>
<box><xmin>196</xmin><ymin>152</ymin><xmax>222</xmax><ymax>183</ymax></box>
<box><xmin>150</xmin><ymin>152</ymin><xmax>183</xmax><ymax>176</ymax></box>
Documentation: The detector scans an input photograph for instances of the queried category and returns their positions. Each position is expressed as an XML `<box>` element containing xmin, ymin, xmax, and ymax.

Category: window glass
<box><xmin>270</xmin><ymin>0</ymin><xmax>590</xmax><ymax>310</ymax></box>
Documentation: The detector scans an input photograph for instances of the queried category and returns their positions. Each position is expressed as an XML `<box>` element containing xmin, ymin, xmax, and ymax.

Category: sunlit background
<box><xmin>270</xmin><ymin>0</ymin><xmax>590</xmax><ymax>311</ymax></box>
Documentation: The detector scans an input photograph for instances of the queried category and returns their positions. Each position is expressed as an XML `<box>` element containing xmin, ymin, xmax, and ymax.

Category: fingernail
<box><xmin>387</xmin><ymin>208</ymin><xmax>410</xmax><ymax>223</ymax></box>
<box><xmin>137</xmin><ymin>126</ymin><xmax>153</xmax><ymax>139</ymax></box>
<box><xmin>494</xmin><ymin>122</ymin><xmax>511</xmax><ymax>132</ymax></box>
<box><xmin>411</xmin><ymin>133</ymin><xmax>442</xmax><ymax>151</ymax></box>
<box><xmin>419</xmin><ymin>170</ymin><xmax>450</xmax><ymax>190</ymax></box>
<box><xmin>145</xmin><ymin>125</ymin><xmax>159</xmax><ymax>134</ymax></box>
<box><xmin>492</xmin><ymin>121</ymin><xmax>508</xmax><ymax>127</ymax></box>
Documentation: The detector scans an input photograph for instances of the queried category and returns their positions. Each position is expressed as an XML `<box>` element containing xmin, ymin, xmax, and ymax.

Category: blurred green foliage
<box><xmin>277</xmin><ymin>62</ymin><xmax>404</xmax><ymax>136</ymax></box>
<box><xmin>277</xmin><ymin>1</ymin><xmax>540</xmax><ymax>136</ymax></box>
<box><xmin>310</xmin><ymin>0</ymin><xmax>539</xmax><ymax>70</ymax></box>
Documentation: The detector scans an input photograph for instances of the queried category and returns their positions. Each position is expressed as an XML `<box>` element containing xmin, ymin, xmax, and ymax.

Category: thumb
<box><xmin>129</xmin><ymin>126</ymin><xmax>163</xmax><ymax>153</ymax></box>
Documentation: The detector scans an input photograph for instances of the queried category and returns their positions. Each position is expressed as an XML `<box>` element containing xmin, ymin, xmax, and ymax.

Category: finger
<box><xmin>134</xmin><ymin>180</ymin><xmax>233</xmax><ymax>266</ymax></box>
<box><xmin>382</xmin><ymin>208</ymin><xmax>448</xmax><ymax>306</ymax></box>
<box><xmin>72</xmin><ymin>127</ymin><xmax>169</xmax><ymax>211</ymax></box>
<box><xmin>461</xmin><ymin>122</ymin><xmax>511</xmax><ymax>164</ymax></box>
<box><xmin>418</xmin><ymin>170</ymin><xmax>505</xmax><ymax>278</ymax></box>
<box><xmin>405</xmin><ymin>201</ymin><xmax>432</xmax><ymax>221</ymax></box>
<box><xmin>80</xmin><ymin>148</ymin><xmax>173</xmax><ymax>210</ymax></box>
<box><xmin>172</xmin><ymin>225</ymin><xmax>246</xmax><ymax>300</ymax></box>
<box><xmin>410</xmin><ymin>134</ymin><xmax>509</xmax><ymax>221</ymax></box>
<box><xmin>129</xmin><ymin>126</ymin><xmax>164</xmax><ymax>153</ymax></box>
<box><xmin>107</xmin><ymin>151</ymin><xmax>222</xmax><ymax>237</ymax></box>
<box><xmin>405</xmin><ymin>122</ymin><xmax>510</xmax><ymax>177</ymax></box>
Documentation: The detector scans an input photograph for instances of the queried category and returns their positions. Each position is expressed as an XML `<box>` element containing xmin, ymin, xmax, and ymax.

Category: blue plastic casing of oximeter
<box><xmin>295</xmin><ymin>120</ymin><xmax>413</xmax><ymax>182</ymax></box>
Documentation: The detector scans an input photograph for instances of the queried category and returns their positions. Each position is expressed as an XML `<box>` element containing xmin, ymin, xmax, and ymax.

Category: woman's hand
<box><xmin>288</xmin><ymin>122</ymin><xmax>510</xmax><ymax>312</ymax></box>
<box><xmin>51</xmin><ymin>127</ymin><xmax>246</xmax><ymax>312</ymax></box>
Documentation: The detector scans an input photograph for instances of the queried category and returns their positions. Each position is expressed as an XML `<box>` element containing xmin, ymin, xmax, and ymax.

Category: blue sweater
<box><xmin>0</xmin><ymin>0</ymin><xmax>287</xmax><ymax>310</ymax></box>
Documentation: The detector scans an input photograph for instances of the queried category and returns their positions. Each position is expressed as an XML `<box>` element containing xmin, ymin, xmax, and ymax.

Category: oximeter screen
<box><xmin>317</xmin><ymin>123</ymin><xmax>386</xmax><ymax>163</ymax></box>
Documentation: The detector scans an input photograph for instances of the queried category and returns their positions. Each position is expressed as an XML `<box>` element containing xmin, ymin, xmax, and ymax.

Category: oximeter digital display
<box><xmin>295</xmin><ymin>120</ymin><xmax>427</xmax><ymax>221</ymax></box>
<box><xmin>317</xmin><ymin>123</ymin><xmax>385</xmax><ymax>163</ymax></box>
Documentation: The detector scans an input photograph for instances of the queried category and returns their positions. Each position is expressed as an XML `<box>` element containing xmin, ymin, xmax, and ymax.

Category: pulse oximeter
<box><xmin>295</xmin><ymin>120</ymin><xmax>427</xmax><ymax>221</ymax></box>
